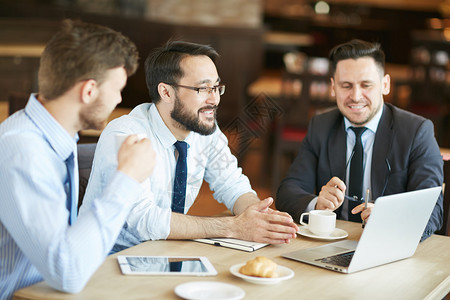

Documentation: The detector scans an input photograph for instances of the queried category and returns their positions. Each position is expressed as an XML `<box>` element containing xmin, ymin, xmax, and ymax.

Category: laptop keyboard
<box><xmin>315</xmin><ymin>251</ymin><xmax>355</xmax><ymax>267</ymax></box>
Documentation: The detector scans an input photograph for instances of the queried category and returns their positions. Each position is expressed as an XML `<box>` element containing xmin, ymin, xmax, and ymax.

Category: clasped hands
<box><xmin>234</xmin><ymin>197</ymin><xmax>299</xmax><ymax>245</ymax></box>
<box><xmin>316</xmin><ymin>176</ymin><xmax>373</xmax><ymax>224</ymax></box>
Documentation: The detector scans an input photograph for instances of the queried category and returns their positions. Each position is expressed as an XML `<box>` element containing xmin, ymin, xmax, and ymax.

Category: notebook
<box><xmin>194</xmin><ymin>238</ymin><xmax>268</xmax><ymax>252</ymax></box>
<box><xmin>282</xmin><ymin>186</ymin><xmax>442</xmax><ymax>273</ymax></box>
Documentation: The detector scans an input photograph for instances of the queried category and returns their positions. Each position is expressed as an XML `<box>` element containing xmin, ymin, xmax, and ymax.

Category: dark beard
<box><xmin>170</xmin><ymin>95</ymin><xmax>217</xmax><ymax>136</ymax></box>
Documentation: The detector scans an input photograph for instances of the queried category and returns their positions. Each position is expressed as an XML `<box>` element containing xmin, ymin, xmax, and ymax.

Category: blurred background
<box><xmin>0</xmin><ymin>0</ymin><xmax>449</xmax><ymax>210</ymax></box>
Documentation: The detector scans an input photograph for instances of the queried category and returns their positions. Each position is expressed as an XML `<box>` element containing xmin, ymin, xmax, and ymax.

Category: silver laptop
<box><xmin>282</xmin><ymin>186</ymin><xmax>442</xmax><ymax>273</ymax></box>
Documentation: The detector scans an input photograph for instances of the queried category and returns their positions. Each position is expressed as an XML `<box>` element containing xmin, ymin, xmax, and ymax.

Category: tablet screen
<box><xmin>117</xmin><ymin>256</ymin><xmax>217</xmax><ymax>276</ymax></box>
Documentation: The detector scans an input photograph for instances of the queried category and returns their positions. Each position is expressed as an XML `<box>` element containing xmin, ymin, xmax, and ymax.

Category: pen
<box><xmin>362</xmin><ymin>188</ymin><xmax>369</xmax><ymax>228</ymax></box>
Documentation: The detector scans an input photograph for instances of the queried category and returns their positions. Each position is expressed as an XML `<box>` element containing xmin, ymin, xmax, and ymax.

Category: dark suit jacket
<box><xmin>276</xmin><ymin>103</ymin><xmax>443</xmax><ymax>240</ymax></box>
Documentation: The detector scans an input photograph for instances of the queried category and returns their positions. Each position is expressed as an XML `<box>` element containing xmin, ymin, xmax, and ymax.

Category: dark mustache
<box><xmin>198</xmin><ymin>105</ymin><xmax>217</xmax><ymax>112</ymax></box>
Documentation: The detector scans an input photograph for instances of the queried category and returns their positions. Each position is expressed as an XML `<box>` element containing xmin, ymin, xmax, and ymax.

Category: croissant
<box><xmin>239</xmin><ymin>256</ymin><xmax>278</xmax><ymax>278</ymax></box>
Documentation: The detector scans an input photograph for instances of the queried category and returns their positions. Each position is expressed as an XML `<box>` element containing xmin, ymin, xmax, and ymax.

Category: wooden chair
<box><xmin>271</xmin><ymin>70</ymin><xmax>336</xmax><ymax>194</ymax></box>
<box><xmin>77</xmin><ymin>143</ymin><xmax>97</xmax><ymax>210</ymax></box>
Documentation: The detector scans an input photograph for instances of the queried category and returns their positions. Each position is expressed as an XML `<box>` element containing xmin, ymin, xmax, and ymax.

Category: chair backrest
<box><xmin>436</xmin><ymin>157</ymin><xmax>450</xmax><ymax>236</ymax></box>
<box><xmin>77</xmin><ymin>143</ymin><xmax>97</xmax><ymax>210</ymax></box>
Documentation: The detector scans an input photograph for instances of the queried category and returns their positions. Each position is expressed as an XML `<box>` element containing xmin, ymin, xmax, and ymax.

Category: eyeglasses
<box><xmin>167</xmin><ymin>83</ymin><xmax>225</xmax><ymax>96</ymax></box>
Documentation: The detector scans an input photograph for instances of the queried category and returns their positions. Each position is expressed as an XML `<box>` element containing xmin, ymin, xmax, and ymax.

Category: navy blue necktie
<box><xmin>348</xmin><ymin>127</ymin><xmax>367</xmax><ymax>222</ymax></box>
<box><xmin>169</xmin><ymin>261</ymin><xmax>183</xmax><ymax>272</ymax></box>
<box><xmin>65</xmin><ymin>152</ymin><xmax>78</xmax><ymax>225</ymax></box>
<box><xmin>172</xmin><ymin>141</ymin><xmax>188</xmax><ymax>213</ymax></box>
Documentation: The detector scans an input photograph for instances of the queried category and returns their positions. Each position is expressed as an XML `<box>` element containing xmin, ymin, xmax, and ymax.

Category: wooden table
<box><xmin>0</xmin><ymin>101</ymin><xmax>8</xmax><ymax>122</ymax></box>
<box><xmin>246</xmin><ymin>70</ymin><xmax>283</xmax><ymax>99</ymax></box>
<box><xmin>13</xmin><ymin>220</ymin><xmax>450</xmax><ymax>299</ymax></box>
<box><xmin>264</xmin><ymin>31</ymin><xmax>314</xmax><ymax>48</ymax></box>
<box><xmin>0</xmin><ymin>44</ymin><xmax>45</xmax><ymax>57</ymax></box>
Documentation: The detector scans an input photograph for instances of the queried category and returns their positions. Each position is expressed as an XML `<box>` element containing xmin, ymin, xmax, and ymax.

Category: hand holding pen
<box><xmin>315</xmin><ymin>177</ymin><xmax>374</xmax><ymax>227</ymax></box>
<box><xmin>351</xmin><ymin>188</ymin><xmax>374</xmax><ymax>227</ymax></box>
<box><xmin>315</xmin><ymin>177</ymin><xmax>347</xmax><ymax>210</ymax></box>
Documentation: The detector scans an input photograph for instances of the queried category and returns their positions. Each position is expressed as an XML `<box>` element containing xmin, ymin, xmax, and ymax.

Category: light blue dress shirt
<box><xmin>305</xmin><ymin>106</ymin><xmax>383</xmax><ymax>219</ymax></box>
<box><xmin>81</xmin><ymin>103</ymin><xmax>255</xmax><ymax>251</ymax></box>
<box><xmin>0</xmin><ymin>95</ymin><xmax>143</xmax><ymax>299</ymax></box>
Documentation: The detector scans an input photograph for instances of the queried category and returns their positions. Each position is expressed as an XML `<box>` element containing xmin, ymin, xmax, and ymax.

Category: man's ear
<box><xmin>330</xmin><ymin>77</ymin><xmax>336</xmax><ymax>97</ymax></box>
<box><xmin>158</xmin><ymin>82</ymin><xmax>174</xmax><ymax>104</ymax></box>
<box><xmin>382</xmin><ymin>74</ymin><xmax>391</xmax><ymax>95</ymax></box>
<box><xmin>80</xmin><ymin>79</ymin><xmax>98</xmax><ymax>104</ymax></box>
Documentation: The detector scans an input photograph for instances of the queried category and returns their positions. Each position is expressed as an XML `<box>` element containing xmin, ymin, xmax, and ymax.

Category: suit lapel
<box><xmin>327</xmin><ymin>116</ymin><xmax>346</xmax><ymax>218</ymax></box>
<box><xmin>328</xmin><ymin>117</ymin><xmax>347</xmax><ymax>181</ymax></box>
<box><xmin>372</xmin><ymin>104</ymin><xmax>394</xmax><ymax>199</ymax></box>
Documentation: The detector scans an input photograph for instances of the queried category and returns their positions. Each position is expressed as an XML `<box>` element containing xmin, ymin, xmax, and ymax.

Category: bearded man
<box><xmin>82</xmin><ymin>41</ymin><xmax>299</xmax><ymax>252</ymax></box>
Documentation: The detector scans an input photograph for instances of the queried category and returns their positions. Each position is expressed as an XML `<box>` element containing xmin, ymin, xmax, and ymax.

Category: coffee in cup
<box><xmin>300</xmin><ymin>210</ymin><xmax>336</xmax><ymax>236</ymax></box>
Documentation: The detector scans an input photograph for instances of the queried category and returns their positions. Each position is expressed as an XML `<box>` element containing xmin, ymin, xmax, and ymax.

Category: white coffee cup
<box><xmin>115</xmin><ymin>133</ymin><xmax>147</xmax><ymax>152</ymax></box>
<box><xmin>300</xmin><ymin>210</ymin><xmax>336</xmax><ymax>236</ymax></box>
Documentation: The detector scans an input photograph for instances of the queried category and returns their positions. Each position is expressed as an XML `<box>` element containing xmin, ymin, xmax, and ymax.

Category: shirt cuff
<box><xmin>303</xmin><ymin>196</ymin><xmax>318</xmax><ymax>221</ymax></box>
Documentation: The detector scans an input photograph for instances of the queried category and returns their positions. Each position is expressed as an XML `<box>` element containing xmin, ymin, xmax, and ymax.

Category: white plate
<box><xmin>229</xmin><ymin>263</ymin><xmax>294</xmax><ymax>285</ymax></box>
<box><xmin>297</xmin><ymin>226</ymin><xmax>348</xmax><ymax>240</ymax></box>
<box><xmin>174</xmin><ymin>281</ymin><xmax>245</xmax><ymax>300</ymax></box>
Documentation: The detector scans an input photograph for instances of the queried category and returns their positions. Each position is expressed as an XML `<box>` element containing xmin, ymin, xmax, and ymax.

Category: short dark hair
<box><xmin>144</xmin><ymin>40</ymin><xmax>219</xmax><ymax>103</ymax></box>
<box><xmin>38</xmin><ymin>19</ymin><xmax>139</xmax><ymax>100</ymax></box>
<box><xmin>328</xmin><ymin>39</ymin><xmax>385</xmax><ymax>75</ymax></box>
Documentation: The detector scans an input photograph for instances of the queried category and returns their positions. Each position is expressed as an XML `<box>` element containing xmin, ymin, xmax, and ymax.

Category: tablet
<box><xmin>117</xmin><ymin>255</ymin><xmax>218</xmax><ymax>276</ymax></box>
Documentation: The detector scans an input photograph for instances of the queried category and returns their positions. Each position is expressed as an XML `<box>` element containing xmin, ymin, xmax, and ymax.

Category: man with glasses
<box><xmin>276</xmin><ymin>39</ymin><xmax>443</xmax><ymax>241</ymax></box>
<box><xmin>82</xmin><ymin>41</ymin><xmax>298</xmax><ymax>252</ymax></box>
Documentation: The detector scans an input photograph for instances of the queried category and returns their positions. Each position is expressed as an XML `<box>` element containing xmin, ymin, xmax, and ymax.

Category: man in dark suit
<box><xmin>276</xmin><ymin>39</ymin><xmax>443</xmax><ymax>241</ymax></box>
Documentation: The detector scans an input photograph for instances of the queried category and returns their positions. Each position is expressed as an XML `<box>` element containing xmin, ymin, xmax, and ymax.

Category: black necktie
<box><xmin>348</xmin><ymin>127</ymin><xmax>367</xmax><ymax>222</ymax></box>
<box><xmin>172</xmin><ymin>141</ymin><xmax>188</xmax><ymax>213</ymax></box>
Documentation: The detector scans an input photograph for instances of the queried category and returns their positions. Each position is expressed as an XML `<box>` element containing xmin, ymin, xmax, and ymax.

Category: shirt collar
<box><xmin>25</xmin><ymin>94</ymin><xmax>78</xmax><ymax>161</ymax></box>
<box><xmin>149</xmin><ymin>104</ymin><xmax>193</xmax><ymax>148</ymax></box>
<box><xmin>344</xmin><ymin>104</ymin><xmax>384</xmax><ymax>134</ymax></box>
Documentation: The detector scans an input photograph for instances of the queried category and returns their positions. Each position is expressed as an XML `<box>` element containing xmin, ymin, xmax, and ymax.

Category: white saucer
<box><xmin>174</xmin><ymin>281</ymin><xmax>245</xmax><ymax>300</ymax></box>
<box><xmin>229</xmin><ymin>263</ymin><xmax>294</xmax><ymax>285</ymax></box>
<box><xmin>297</xmin><ymin>226</ymin><xmax>348</xmax><ymax>240</ymax></box>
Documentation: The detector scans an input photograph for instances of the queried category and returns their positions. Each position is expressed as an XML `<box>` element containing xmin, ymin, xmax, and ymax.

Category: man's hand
<box><xmin>232</xmin><ymin>197</ymin><xmax>299</xmax><ymax>244</ymax></box>
<box><xmin>117</xmin><ymin>135</ymin><xmax>156</xmax><ymax>182</ymax></box>
<box><xmin>351</xmin><ymin>202</ymin><xmax>375</xmax><ymax>224</ymax></box>
<box><xmin>316</xmin><ymin>177</ymin><xmax>346</xmax><ymax>210</ymax></box>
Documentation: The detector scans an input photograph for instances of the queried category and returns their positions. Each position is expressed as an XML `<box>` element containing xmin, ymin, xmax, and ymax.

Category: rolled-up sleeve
<box><xmin>203</xmin><ymin>130</ymin><xmax>255</xmax><ymax>213</ymax></box>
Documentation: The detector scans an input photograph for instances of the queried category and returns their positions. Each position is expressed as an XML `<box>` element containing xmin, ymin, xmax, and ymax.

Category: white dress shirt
<box><xmin>81</xmin><ymin>103</ymin><xmax>255</xmax><ymax>251</ymax></box>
